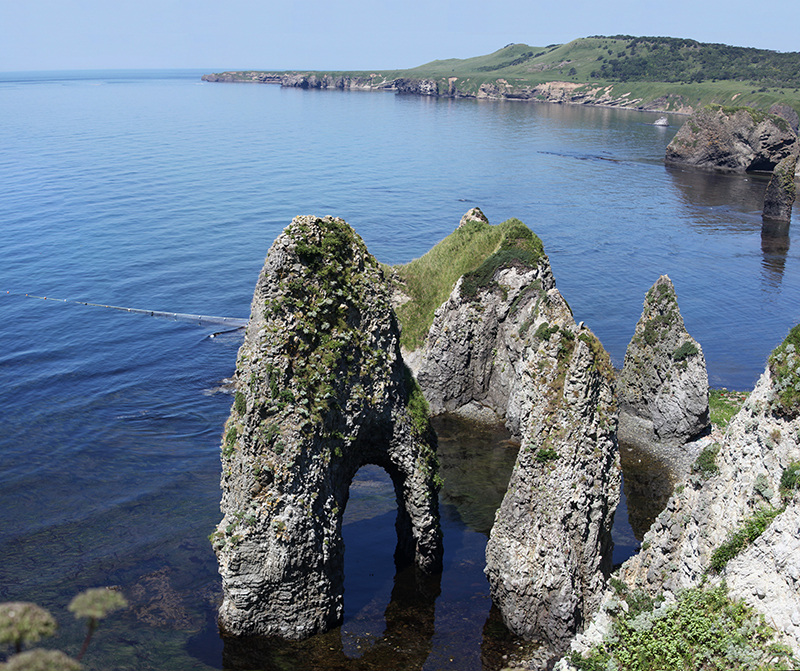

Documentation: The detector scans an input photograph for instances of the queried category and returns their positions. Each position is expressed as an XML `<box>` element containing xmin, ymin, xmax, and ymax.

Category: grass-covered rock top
<box><xmin>391</xmin><ymin>213</ymin><xmax>546</xmax><ymax>350</ymax></box>
<box><xmin>203</xmin><ymin>36</ymin><xmax>800</xmax><ymax>115</ymax></box>
<box><xmin>708</xmin><ymin>389</ymin><xmax>749</xmax><ymax>428</ymax></box>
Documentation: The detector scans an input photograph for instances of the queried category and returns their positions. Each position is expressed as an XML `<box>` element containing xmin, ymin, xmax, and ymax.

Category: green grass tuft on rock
<box><xmin>768</xmin><ymin>324</ymin><xmax>800</xmax><ymax>419</ymax></box>
<box><xmin>392</xmin><ymin>217</ymin><xmax>544</xmax><ymax>350</ymax></box>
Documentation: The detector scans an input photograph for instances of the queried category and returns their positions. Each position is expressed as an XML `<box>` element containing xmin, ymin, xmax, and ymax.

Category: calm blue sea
<box><xmin>1</xmin><ymin>69</ymin><xmax>798</xmax><ymax>669</ymax></box>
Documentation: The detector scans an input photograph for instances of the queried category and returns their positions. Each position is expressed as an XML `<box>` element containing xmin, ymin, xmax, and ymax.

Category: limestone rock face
<box><xmin>416</xmin><ymin>244</ymin><xmax>557</xmax><ymax>436</ymax></box>
<box><xmin>666</xmin><ymin>106</ymin><xmax>798</xmax><ymax>173</ymax></box>
<box><xmin>414</xmin><ymin>227</ymin><xmax>620</xmax><ymax>652</ymax></box>
<box><xmin>484</xmin><ymin>325</ymin><xmax>620</xmax><ymax>654</ymax></box>
<box><xmin>617</xmin><ymin>361</ymin><xmax>800</xmax><ymax>652</ymax></box>
<box><xmin>393</xmin><ymin>78</ymin><xmax>439</xmax><ymax>96</ymax></box>
<box><xmin>763</xmin><ymin>153</ymin><xmax>798</xmax><ymax>222</ymax></box>
<box><xmin>214</xmin><ymin>215</ymin><xmax>442</xmax><ymax>640</ymax></box>
<box><xmin>617</xmin><ymin>276</ymin><xmax>709</xmax><ymax>462</ymax></box>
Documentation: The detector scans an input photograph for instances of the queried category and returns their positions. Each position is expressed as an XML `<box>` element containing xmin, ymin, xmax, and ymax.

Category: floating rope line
<box><xmin>6</xmin><ymin>291</ymin><xmax>249</xmax><ymax>334</ymax></box>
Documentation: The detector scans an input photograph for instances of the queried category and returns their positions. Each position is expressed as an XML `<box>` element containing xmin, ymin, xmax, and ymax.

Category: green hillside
<box><xmin>206</xmin><ymin>36</ymin><xmax>800</xmax><ymax>114</ymax></box>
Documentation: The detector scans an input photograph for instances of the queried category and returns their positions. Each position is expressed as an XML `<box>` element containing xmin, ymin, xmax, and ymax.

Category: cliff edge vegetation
<box><xmin>389</xmin><ymin>210</ymin><xmax>544</xmax><ymax>351</ymax></box>
<box><xmin>203</xmin><ymin>36</ymin><xmax>800</xmax><ymax>115</ymax></box>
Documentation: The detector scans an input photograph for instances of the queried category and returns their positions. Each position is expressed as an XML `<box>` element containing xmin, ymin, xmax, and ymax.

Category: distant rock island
<box><xmin>202</xmin><ymin>35</ymin><xmax>800</xmax><ymax>116</ymax></box>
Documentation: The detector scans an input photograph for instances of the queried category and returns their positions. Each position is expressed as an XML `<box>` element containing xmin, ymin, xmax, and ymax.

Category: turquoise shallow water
<box><xmin>1</xmin><ymin>69</ymin><xmax>798</xmax><ymax>669</ymax></box>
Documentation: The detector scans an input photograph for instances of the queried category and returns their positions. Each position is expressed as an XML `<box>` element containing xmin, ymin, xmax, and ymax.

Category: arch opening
<box><xmin>340</xmin><ymin>464</ymin><xmax>397</xmax><ymax>657</ymax></box>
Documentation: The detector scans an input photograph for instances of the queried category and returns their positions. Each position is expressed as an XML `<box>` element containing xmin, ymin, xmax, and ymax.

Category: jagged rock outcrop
<box><xmin>617</xmin><ymin>276</ymin><xmax>709</xmax><ymax>470</ymax></box>
<box><xmin>666</xmin><ymin>105</ymin><xmax>798</xmax><ymax>173</ymax></box>
<box><xmin>616</xmin><ymin>326</ymin><xmax>800</xmax><ymax>650</ymax></box>
<box><xmin>414</xmin><ymin>219</ymin><xmax>620</xmax><ymax>655</ymax></box>
<box><xmin>557</xmin><ymin>327</ymin><xmax>800</xmax><ymax>669</ymax></box>
<box><xmin>458</xmin><ymin>206</ymin><xmax>489</xmax><ymax>229</ymax></box>
<box><xmin>416</xmin><ymin>222</ymin><xmax>558</xmax><ymax>435</ymax></box>
<box><xmin>485</xmin><ymin>325</ymin><xmax>620</xmax><ymax>657</ymax></box>
<box><xmin>393</xmin><ymin>78</ymin><xmax>439</xmax><ymax>96</ymax></box>
<box><xmin>763</xmin><ymin>153</ymin><xmax>798</xmax><ymax>222</ymax></box>
<box><xmin>213</xmin><ymin>215</ymin><xmax>442</xmax><ymax>640</ymax></box>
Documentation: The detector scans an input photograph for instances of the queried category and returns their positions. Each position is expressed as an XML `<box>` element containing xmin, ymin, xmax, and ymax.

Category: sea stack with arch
<box><xmin>212</xmin><ymin>215</ymin><xmax>442</xmax><ymax>640</ymax></box>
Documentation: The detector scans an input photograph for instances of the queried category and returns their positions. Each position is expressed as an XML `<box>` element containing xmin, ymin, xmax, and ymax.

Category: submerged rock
<box><xmin>213</xmin><ymin>215</ymin><xmax>442</xmax><ymax>640</ymax></box>
<box><xmin>666</xmin><ymin>105</ymin><xmax>797</xmax><ymax>173</ymax></box>
<box><xmin>413</xmin><ymin>216</ymin><xmax>620</xmax><ymax>654</ymax></box>
<box><xmin>763</xmin><ymin>153</ymin><xmax>798</xmax><ymax>222</ymax></box>
<box><xmin>617</xmin><ymin>275</ymin><xmax>709</xmax><ymax>472</ymax></box>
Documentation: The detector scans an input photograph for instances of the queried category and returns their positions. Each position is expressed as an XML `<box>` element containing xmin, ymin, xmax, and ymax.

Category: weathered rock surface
<box><xmin>770</xmin><ymin>103</ymin><xmax>800</xmax><ymax>134</ymax></box>
<box><xmin>763</xmin><ymin>153</ymin><xmax>798</xmax><ymax>222</ymax></box>
<box><xmin>617</xmin><ymin>352</ymin><xmax>800</xmax><ymax>649</ymax></box>
<box><xmin>416</xmin><ymin>227</ymin><xmax>557</xmax><ymax>436</ymax></box>
<box><xmin>485</xmin><ymin>322</ymin><xmax>620</xmax><ymax>656</ymax></box>
<box><xmin>214</xmin><ymin>215</ymin><xmax>442</xmax><ymax>640</ymax></box>
<box><xmin>666</xmin><ymin>105</ymin><xmax>798</xmax><ymax>173</ymax></box>
<box><xmin>559</xmin><ymin>329</ymin><xmax>800</xmax><ymax>667</ymax></box>
<box><xmin>413</xmin><ymin>219</ymin><xmax>620</xmax><ymax>655</ymax></box>
<box><xmin>617</xmin><ymin>275</ymin><xmax>709</xmax><ymax>471</ymax></box>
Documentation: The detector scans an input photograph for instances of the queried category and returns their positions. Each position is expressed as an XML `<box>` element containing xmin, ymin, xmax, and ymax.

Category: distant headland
<box><xmin>202</xmin><ymin>35</ymin><xmax>800</xmax><ymax>116</ymax></box>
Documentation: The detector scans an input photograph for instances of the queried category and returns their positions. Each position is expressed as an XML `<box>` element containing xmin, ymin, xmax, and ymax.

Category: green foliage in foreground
<box><xmin>709</xmin><ymin>389</ymin><xmax>749</xmax><ymax>428</ymax></box>
<box><xmin>710</xmin><ymin>507</ymin><xmax>783</xmax><ymax>573</ymax></box>
<box><xmin>0</xmin><ymin>589</ymin><xmax>127</xmax><ymax>668</ymax></box>
<box><xmin>392</xmin><ymin>215</ymin><xmax>544</xmax><ymax>350</ymax></box>
<box><xmin>780</xmin><ymin>462</ymin><xmax>800</xmax><ymax>499</ymax></box>
<box><xmin>571</xmin><ymin>583</ymin><xmax>799</xmax><ymax>671</ymax></box>
<box><xmin>692</xmin><ymin>443</ymin><xmax>720</xmax><ymax>479</ymax></box>
<box><xmin>768</xmin><ymin>324</ymin><xmax>800</xmax><ymax>419</ymax></box>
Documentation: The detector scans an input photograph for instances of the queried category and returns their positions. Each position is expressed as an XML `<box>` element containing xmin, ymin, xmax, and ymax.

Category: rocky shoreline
<box><xmin>201</xmin><ymin>71</ymin><xmax>694</xmax><ymax>114</ymax></box>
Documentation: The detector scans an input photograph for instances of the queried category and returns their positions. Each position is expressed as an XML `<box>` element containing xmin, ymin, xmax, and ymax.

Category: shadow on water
<box><xmin>221</xmin><ymin>565</ymin><xmax>441</xmax><ymax>671</ymax></box>
<box><xmin>618</xmin><ymin>441</ymin><xmax>675</xmax><ymax>542</ymax></box>
<box><xmin>665</xmin><ymin>166</ymin><xmax>769</xmax><ymax>230</ymax></box>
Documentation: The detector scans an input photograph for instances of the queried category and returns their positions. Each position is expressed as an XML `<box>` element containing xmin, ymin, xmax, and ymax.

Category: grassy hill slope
<box><xmin>206</xmin><ymin>36</ymin><xmax>800</xmax><ymax>115</ymax></box>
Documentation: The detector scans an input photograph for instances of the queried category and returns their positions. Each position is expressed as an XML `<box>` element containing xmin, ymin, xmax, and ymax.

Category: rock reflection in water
<box><xmin>221</xmin><ymin>567</ymin><xmax>441</xmax><ymax>670</ymax></box>
<box><xmin>220</xmin><ymin>416</ymin><xmax>669</xmax><ymax>669</ymax></box>
<box><xmin>761</xmin><ymin>219</ymin><xmax>791</xmax><ymax>288</ymax></box>
<box><xmin>619</xmin><ymin>441</ymin><xmax>675</xmax><ymax>541</ymax></box>
<box><xmin>432</xmin><ymin>415</ymin><xmax>520</xmax><ymax>535</ymax></box>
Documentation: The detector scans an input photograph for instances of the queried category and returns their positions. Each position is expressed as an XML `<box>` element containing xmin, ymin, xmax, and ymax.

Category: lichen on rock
<box><xmin>617</xmin><ymin>275</ymin><xmax>709</xmax><ymax>472</ymax></box>
<box><xmin>214</xmin><ymin>215</ymin><xmax>443</xmax><ymax>640</ymax></box>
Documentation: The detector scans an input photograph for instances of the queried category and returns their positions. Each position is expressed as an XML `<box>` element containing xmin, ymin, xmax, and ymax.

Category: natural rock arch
<box><xmin>212</xmin><ymin>216</ymin><xmax>443</xmax><ymax>640</ymax></box>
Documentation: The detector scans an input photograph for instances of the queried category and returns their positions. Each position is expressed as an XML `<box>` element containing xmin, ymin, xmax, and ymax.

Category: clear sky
<box><xmin>1</xmin><ymin>0</ymin><xmax>797</xmax><ymax>73</ymax></box>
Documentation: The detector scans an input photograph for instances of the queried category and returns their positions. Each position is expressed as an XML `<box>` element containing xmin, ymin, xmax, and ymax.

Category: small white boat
<box><xmin>653</xmin><ymin>116</ymin><xmax>669</xmax><ymax>126</ymax></box>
